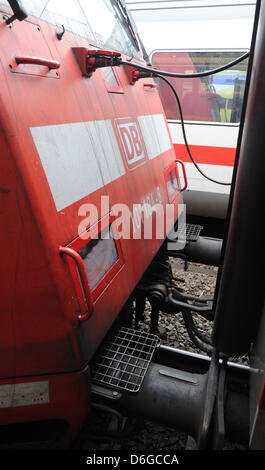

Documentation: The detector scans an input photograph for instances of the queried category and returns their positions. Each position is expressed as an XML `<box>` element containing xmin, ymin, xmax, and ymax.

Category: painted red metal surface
<box><xmin>0</xmin><ymin>3</ymin><xmax>182</xmax><ymax>448</ymax></box>
<box><xmin>0</xmin><ymin>368</ymin><xmax>90</xmax><ymax>449</ymax></box>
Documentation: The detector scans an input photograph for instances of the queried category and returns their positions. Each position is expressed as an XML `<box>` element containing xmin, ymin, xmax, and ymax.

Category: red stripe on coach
<box><xmin>173</xmin><ymin>143</ymin><xmax>236</xmax><ymax>167</ymax></box>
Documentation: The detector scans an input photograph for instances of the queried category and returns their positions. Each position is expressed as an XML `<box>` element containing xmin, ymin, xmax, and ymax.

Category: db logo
<box><xmin>115</xmin><ymin>118</ymin><xmax>147</xmax><ymax>169</ymax></box>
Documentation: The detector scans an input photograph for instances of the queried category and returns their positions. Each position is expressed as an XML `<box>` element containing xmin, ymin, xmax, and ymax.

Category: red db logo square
<box><xmin>115</xmin><ymin>118</ymin><xmax>147</xmax><ymax>170</ymax></box>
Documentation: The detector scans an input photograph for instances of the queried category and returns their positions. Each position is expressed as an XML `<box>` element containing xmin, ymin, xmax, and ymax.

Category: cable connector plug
<box><xmin>123</xmin><ymin>64</ymin><xmax>156</xmax><ymax>84</ymax></box>
<box><xmin>72</xmin><ymin>47</ymin><xmax>122</xmax><ymax>77</ymax></box>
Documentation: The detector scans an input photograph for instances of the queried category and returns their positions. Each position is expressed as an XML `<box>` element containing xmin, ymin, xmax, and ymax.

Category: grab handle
<box><xmin>176</xmin><ymin>159</ymin><xmax>188</xmax><ymax>192</ymax></box>
<box><xmin>59</xmin><ymin>246</ymin><xmax>94</xmax><ymax>322</ymax></box>
<box><xmin>143</xmin><ymin>83</ymin><xmax>157</xmax><ymax>89</ymax></box>
<box><xmin>15</xmin><ymin>56</ymin><xmax>60</xmax><ymax>70</ymax></box>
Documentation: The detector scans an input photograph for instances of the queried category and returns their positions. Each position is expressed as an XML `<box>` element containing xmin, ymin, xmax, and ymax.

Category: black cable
<box><xmin>119</xmin><ymin>51</ymin><xmax>249</xmax><ymax>79</ymax></box>
<box><xmin>158</xmin><ymin>75</ymin><xmax>232</xmax><ymax>186</ymax></box>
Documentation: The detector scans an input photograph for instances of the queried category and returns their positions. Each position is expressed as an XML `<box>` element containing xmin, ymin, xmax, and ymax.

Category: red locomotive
<box><xmin>0</xmin><ymin>0</ymin><xmax>265</xmax><ymax>451</ymax></box>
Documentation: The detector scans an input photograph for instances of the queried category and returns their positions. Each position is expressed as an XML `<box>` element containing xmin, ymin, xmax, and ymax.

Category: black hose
<box><xmin>182</xmin><ymin>310</ymin><xmax>212</xmax><ymax>354</ymax></box>
<box><xmin>187</xmin><ymin>313</ymin><xmax>213</xmax><ymax>346</ymax></box>
<box><xmin>119</xmin><ymin>51</ymin><xmax>249</xmax><ymax>79</ymax></box>
<box><xmin>158</xmin><ymin>75</ymin><xmax>232</xmax><ymax>186</ymax></box>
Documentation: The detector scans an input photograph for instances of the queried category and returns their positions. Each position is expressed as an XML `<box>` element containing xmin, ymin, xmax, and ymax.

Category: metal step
<box><xmin>90</xmin><ymin>327</ymin><xmax>160</xmax><ymax>393</ymax></box>
<box><xmin>178</xmin><ymin>223</ymin><xmax>203</xmax><ymax>242</ymax></box>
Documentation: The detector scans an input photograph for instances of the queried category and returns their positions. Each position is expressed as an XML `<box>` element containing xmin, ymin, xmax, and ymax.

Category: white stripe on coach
<box><xmin>168</xmin><ymin>122</ymin><xmax>239</xmax><ymax>148</ymax></box>
<box><xmin>30</xmin><ymin>120</ymin><xmax>126</xmax><ymax>212</ymax></box>
<box><xmin>182</xmin><ymin>162</ymin><xmax>233</xmax><ymax>194</ymax></box>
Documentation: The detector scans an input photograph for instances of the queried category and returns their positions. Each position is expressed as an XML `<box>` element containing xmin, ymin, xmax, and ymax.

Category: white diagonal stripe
<box><xmin>30</xmin><ymin>120</ymin><xmax>125</xmax><ymax>212</ymax></box>
<box><xmin>138</xmin><ymin>113</ymin><xmax>172</xmax><ymax>159</ymax></box>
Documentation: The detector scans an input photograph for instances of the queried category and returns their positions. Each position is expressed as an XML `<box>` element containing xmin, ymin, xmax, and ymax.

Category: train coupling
<box><xmin>89</xmin><ymin>325</ymin><xmax>249</xmax><ymax>450</ymax></box>
<box><xmin>166</xmin><ymin>223</ymin><xmax>223</xmax><ymax>268</ymax></box>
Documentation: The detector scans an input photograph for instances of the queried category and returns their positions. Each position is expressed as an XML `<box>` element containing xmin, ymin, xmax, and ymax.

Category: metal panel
<box><xmin>0</xmin><ymin>381</ymin><xmax>49</xmax><ymax>408</ymax></box>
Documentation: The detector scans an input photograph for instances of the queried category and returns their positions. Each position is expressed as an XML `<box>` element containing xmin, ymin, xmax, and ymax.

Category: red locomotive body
<box><xmin>2</xmin><ymin>0</ymin><xmax>265</xmax><ymax>453</ymax></box>
<box><xmin>0</xmin><ymin>0</ymin><xmax>182</xmax><ymax>447</ymax></box>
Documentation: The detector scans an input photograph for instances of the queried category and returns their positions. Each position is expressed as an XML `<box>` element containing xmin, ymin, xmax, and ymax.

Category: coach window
<box><xmin>151</xmin><ymin>51</ymin><xmax>248</xmax><ymax>124</ymax></box>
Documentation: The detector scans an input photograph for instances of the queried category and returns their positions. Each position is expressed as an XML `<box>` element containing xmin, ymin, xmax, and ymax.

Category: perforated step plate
<box><xmin>90</xmin><ymin>327</ymin><xmax>160</xmax><ymax>393</ymax></box>
<box><xmin>178</xmin><ymin>223</ymin><xmax>203</xmax><ymax>242</ymax></box>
